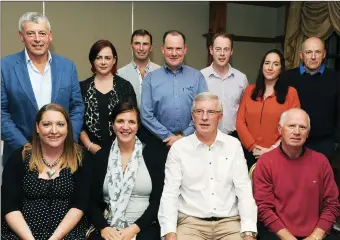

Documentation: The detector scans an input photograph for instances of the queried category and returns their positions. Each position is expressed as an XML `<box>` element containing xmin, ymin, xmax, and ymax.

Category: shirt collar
<box><xmin>279</xmin><ymin>142</ymin><xmax>306</xmax><ymax>158</ymax></box>
<box><xmin>132</xmin><ymin>59</ymin><xmax>151</xmax><ymax>70</ymax></box>
<box><xmin>299</xmin><ymin>63</ymin><xmax>325</xmax><ymax>75</ymax></box>
<box><xmin>163</xmin><ymin>63</ymin><xmax>184</xmax><ymax>74</ymax></box>
<box><xmin>25</xmin><ymin>47</ymin><xmax>52</xmax><ymax>64</ymax></box>
<box><xmin>192</xmin><ymin>130</ymin><xmax>224</xmax><ymax>149</ymax></box>
<box><xmin>208</xmin><ymin>63</ymin><xmax>234</xmax><ymax>79</ymax></box>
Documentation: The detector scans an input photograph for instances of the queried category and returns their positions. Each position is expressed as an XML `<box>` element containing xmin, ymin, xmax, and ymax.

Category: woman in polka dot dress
<box><xmin>1</xmin><ymin>104</ymin><xmax>92</xmax><ymax>240</ymax></box>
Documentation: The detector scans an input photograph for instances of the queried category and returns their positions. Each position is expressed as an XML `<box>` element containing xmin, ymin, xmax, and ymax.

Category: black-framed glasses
<box><xmin>193</xmin><ymin>109</ymin><xmax>221</xmax><ymax>116</ymax></box>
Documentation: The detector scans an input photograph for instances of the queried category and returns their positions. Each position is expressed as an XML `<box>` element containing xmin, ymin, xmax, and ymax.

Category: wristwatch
<box><xmin>240</xmin><ymin>231</ymin><xmax>257</xmax><ymax>238</ymax></box>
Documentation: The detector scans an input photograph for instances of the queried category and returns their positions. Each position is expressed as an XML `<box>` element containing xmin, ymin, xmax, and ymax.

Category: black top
<box><xmin>1</xmin><ymin>148</ymin><xmax>93</xmax><ymax>240</ymax></box>
<box><xmin>282</xmin><ymin>67</ymin><xmax>340</xmax><ymax>141</ymax></box>
<box><xmin>88</xmin><ymin>128</ymin><xmax>167</xmax><ymax>232</ymax></box>
<box><xmin>96</xmin><ymin>89</ymin><xmax>111</xmax><ymax>144</ymax></box>
<box><xmin>80</xmin><ymin>75</ymin><xmax>137</xmax><ymax>147</ymax></box>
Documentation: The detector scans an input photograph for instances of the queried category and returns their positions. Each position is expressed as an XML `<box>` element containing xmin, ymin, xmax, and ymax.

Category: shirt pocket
<box><xmin>180</xmin><ymin>85</ymin><xmax>195</xmax><ymax>101</ymax></box>
<box><xmin>214</xmin><ymin>155</ymin><xmax>233</xmax><ymax>184</ymax></box>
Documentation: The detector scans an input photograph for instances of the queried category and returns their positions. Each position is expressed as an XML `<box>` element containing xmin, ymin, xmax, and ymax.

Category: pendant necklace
<box><xmin>42</xmin><ymin>157</ymin><xmax>61</xmax><ymax>178</ymax></box>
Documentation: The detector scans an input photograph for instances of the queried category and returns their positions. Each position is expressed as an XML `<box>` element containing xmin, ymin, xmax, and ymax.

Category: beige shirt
<box><xmin>158</xmin><ymin>130</ymin><xmax>257</xmax><ymax>236</ymax></box>
<box><xmin>201</xmin><ymin>63</ymin><xmax>248</xmax><ymax>134</ymax></box>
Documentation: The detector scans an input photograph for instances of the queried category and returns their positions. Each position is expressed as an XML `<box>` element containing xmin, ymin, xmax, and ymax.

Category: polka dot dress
<box><xmin>1</xmin><ymin>158</ymin><xmax>87</xmax><ymax>240</ymax></box>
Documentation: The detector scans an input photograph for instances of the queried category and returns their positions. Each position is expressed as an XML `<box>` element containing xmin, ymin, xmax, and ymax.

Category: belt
<box><xmin>198</xmin><ymin>217</ymin><xmax>225</xmax><ymax>221</ymax></box>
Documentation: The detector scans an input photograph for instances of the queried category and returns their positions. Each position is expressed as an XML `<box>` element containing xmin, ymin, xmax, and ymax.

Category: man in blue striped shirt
<box><xmin>141</xmin><ymin>30</ymin><xmax>208</xmax><ymax>147</ymax></box>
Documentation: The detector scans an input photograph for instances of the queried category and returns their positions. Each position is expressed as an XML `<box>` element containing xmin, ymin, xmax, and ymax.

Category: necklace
<box><xmin>42</xmin><ymin>157</ymin><xmax>61</xmax><ymax>178</ymax></box>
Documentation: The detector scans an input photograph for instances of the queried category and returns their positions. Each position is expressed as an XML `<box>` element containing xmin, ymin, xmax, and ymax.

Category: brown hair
<box><xmin>23</xmin><ymin>104</ymin><xmax>82</xmax><ymax>173</ymax></box>
<box><xmin>89</xmin><ymin>39</ymin><xmax>118</xmax><ymax>74</ymax></box>
<box><xmin>211</xmin><ymin>32</ymin><xmax>233</xmax><ymax>49</ymax></box>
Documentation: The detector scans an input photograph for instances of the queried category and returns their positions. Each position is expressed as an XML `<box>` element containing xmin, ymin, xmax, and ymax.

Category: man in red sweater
<box><xmin>253</xmin><ymin>108</ymin><xmax>340</xmax><ymax>240</ymax></box>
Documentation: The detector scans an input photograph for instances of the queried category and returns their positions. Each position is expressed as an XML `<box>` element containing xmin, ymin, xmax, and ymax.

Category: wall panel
<box><xmin>46</xmin><ymin>1</ymin><xmax>132</xmax><ymax>80</ymax></box>
<box><xmin>1</xmin><ymin>2</ymin><xmax>43</xmax><ymax>57</ymax></box>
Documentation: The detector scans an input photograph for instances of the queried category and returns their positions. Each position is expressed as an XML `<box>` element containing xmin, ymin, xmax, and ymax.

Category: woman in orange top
<box><xmin>236</xmin><ymin>49</ymin><xmax>300</xmax><ymax>169</ymax></box>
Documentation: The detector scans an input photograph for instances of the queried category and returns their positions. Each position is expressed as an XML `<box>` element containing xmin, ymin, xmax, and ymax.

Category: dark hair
<box><xmin>162</xmin><ymin>30</ymin><xmax>186</xmax><ymax>44</ymax></box>
<box><xmin>211</xmin><ymin>32</ymin><xmax>233</xmax><ymax>49</ymax></box>
<box><xmin>131</xmin><ymin>29</ymin><xmax>153</xmax><ymax>45</ymax></box>
<box><xmin>251</xmin><ymin>49</ymin><xmax>288</xmax><ymax>104</ymax></box>
<box><xmin>111</xmin><ymin>101</ymin><xmax>140</xmax><ymax>126</ymax></box>
<box><xmin>88</xmin><ymin>40</ymin><xmax>118</xmax><ymax>74</ymax></box>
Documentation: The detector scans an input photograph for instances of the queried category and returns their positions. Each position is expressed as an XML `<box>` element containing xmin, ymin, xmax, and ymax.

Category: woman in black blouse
<box><xmin>88</xmin><ymin>101</ymin><xmax>165</xmax><ymax>240</ymax></box>
<box><xmin>80</xmin><ymin>40</ymin><xmax>137</xmax><ymax>154</ymax></box>
<box><xmin>1</xmin><ymin>103</ymin><xmax>92</xmax><ymax>240</ymax></box>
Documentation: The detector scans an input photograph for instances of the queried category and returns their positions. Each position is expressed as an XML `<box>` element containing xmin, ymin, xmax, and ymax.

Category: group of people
<box><xmin>1</xmin><ymin>11</ymin><xmax>340</xmax><ymax>240</ymax></box>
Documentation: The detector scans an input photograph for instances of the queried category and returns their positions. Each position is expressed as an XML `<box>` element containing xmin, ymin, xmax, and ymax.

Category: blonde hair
<box><xmin>22</xmin><ymin>104</ymin><xmax>82</xmax><ymax>173</ymax></box>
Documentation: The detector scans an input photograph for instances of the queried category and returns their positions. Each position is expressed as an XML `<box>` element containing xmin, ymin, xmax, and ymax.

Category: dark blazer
<box><xmin>89</xmin><ymin>130</ymin><xmax>166</xmax><ymax>232</ymax></box>
<box><xmin>1</xmin><ymin>50</ymin><xmax>84</xmax><ymax>163</ymax></box>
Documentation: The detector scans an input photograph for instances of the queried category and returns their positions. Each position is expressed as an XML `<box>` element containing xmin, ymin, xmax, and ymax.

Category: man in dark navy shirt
<box><xmin>282</xmin><ymin>37</ymin><xmax>340</xmax><ymax>160</ymax></box>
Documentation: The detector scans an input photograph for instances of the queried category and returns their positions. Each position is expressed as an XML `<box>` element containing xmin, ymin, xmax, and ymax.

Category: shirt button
<box><xmin>210</xmin><ymin>177</ymin><xmax>213</xmax><ymax>180</ymax></box>
<box><xmin>209</xmin><ymin>162</ymin><xmax>212</xmax><ymax>165</ymax></box>
<box><xmin>212</xmin><ymin>193</ymin><xmax>214</xmax><ymax>195</ymax></box>
<box><xmin>214</xmin><ymin>208</ymin><xmax>216</xmax><ymax>210</ymax></box>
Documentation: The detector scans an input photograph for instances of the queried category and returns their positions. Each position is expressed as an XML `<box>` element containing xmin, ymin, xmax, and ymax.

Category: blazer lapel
<box><xmin>14</xmin><ymin>51</ymin><xmax>38</xmax><ymax>111</ymax></box>
<box><xmin>51</xmin><ymin>55</ymin><xmax>61</xmax><ymax>102</ymax></box>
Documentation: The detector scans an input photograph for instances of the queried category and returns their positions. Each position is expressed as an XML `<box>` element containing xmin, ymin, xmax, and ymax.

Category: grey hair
<box><xmin>279</xmin><ymin>108</ymin><xmax>311</xmax><ymax>129</ymax></box>
<box><xmin>19</xmin><ymin>12</ymin><xmax>51</xmax><ymax>33</ymax></box>
<box><xmin>192</xmin><ymin>92</ymin><xmax>223</xmax><ymax>113</ymax></box>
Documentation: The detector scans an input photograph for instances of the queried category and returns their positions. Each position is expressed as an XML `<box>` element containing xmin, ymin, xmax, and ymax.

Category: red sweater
<box><xmin>253</xmin><ymin>147</ymin><xmax>340</xmax><ymax>237</ymax></box>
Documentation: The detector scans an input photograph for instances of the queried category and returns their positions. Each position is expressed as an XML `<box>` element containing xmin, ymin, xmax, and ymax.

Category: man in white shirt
<box><xmin>201</xmin><ymin>33</ymin><xmax>248</xmax><ymax>138</ymax></box>
<box><xmin>158</xmin><ymin>92</ymin><xmax>257</xmax><ymax>240</ymax></box>
<box><xmin>118</xmin><ymin>29</ymin><xmax>160</xmax><ymax>107</ymax></box>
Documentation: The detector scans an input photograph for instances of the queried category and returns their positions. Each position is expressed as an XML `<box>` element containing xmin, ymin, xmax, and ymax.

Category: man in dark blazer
<box><xmin>1</xmin><ymin>12</ymin><xmax>84</xmax><ymax>164</ymax></box>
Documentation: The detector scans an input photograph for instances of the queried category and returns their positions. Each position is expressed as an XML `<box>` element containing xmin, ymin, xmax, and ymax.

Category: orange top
<box><xmin>236</xmin><ymin>84</ymin><xmax>300</xmax><ymax>151</ymax></box>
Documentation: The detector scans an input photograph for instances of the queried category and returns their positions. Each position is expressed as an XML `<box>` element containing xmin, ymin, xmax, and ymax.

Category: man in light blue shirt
<box><xmin>141</xmin><ymin>30</ymin><xmax>208</xmax><ymax>147</ymax></box>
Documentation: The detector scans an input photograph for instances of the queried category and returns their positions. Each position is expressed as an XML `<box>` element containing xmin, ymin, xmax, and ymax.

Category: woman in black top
<box><xmin>80</xmin><ymin>40</ymin><xmax>137</xmax><ymax>154</ymax></box>
<box><xmin>1</xmin><ymin>104</ymin><xmax>92</xmax><ymax>240</ymax></box>
<box><xmin>88</xmin><ymin>101</ymin><xmax>165</xmax><ymax>240</ymax></box>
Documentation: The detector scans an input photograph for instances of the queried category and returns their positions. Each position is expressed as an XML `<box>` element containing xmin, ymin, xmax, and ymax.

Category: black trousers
<box><xmin>243</xmin><ymin>147</ymin><xmax>257</xmax><ymax>170</ymax></box>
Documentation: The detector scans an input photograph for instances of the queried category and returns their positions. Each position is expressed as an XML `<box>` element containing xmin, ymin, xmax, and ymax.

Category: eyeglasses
<box><xmin>193</xmin><ymin>109</ymin><xmax>221</xmax><ymax>116</ymax></box>
<box><xmin>303</xmin><ymin>50</ymin><xmax>323</xmax><ymax>58</ymax></box>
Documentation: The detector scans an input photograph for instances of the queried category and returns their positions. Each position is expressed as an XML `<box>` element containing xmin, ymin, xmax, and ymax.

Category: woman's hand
<box><xmin>252</xmin><ymin>145</ymin><xmax>271</xmax><ymax>159</ymax></box>
<box><xmin>90</xmin><ymin>143</ymin><xmax>102</xmax><ymax>154</ymax></box>
<box><xmin>101</xmin><ymin>227</ymin><xmax>122</xmax><ymax>240</ymax></box>
<box><xmin>119</xmin><ymin>224</ymin><xmax>140</xmax><ymax>240</ymax></box>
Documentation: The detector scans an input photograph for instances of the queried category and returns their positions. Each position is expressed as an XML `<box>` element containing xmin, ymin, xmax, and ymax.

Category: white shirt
<box><xmin>201</xmin><ymin>63</ymin><xmax>248</xmax><ymax>134</ymax></box>
<box><xmin>158</xmin><ymin>130</ymin><xmax>257</xmax><ymax>237</ymax></box>
<box><xmin>118</xmin><ymin>59</ymin><xmax>160</xmax><ymax>107</ymax></box>
<box><xmin>25</xmin><ymin>48</ymin><xmax>52</xmax><ymax>110</ymax></box>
